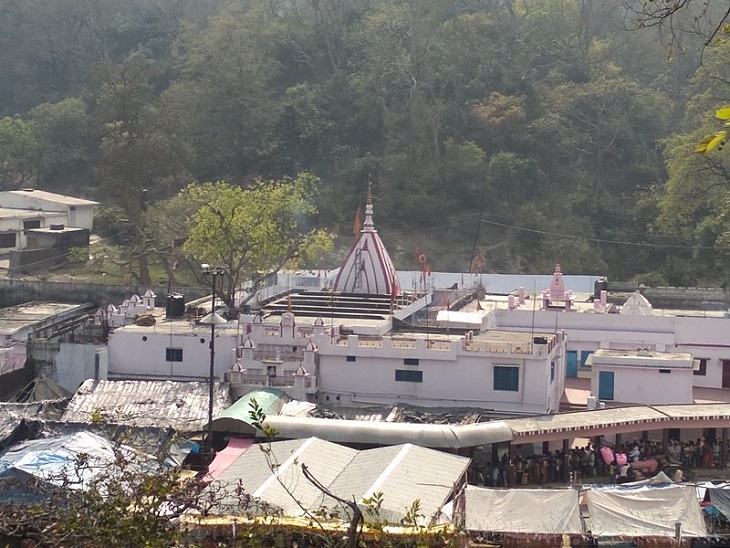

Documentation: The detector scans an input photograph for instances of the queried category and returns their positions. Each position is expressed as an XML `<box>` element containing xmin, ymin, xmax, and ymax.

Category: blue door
<box><xmin>598</xmin><ymin>371</ymin><xmax>615</xmax><ymax>400</ymax></box>
<box><xmin>566</xmin><ymin>351</ymin><xmax>578</xmax><ymax>378</ymax></box>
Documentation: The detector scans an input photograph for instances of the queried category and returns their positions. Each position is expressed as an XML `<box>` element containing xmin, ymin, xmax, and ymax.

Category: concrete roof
<box><xmin>0</xmin><ymin>302</ymin><xmax>91</xmax><ymax>336</ymax></box>
<box><xmin>0</xmin><ymin>189</ymin><xmax>98</xmax><ymax>206</ymax></box>
<box><xmin>61</xmin><ymin>379</ymin><xmax>232</xmax><ymax>432</ymax></box>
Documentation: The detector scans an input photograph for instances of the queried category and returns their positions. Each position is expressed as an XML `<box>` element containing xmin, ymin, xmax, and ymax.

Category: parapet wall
<box><xmin>0</xmin><ymin>279</ymin><xmax>209</xmax><ymax>309</ymax></box>
<box><xmin>607</xmin><ymin>282</ymin><xmax>729</xmax><ymax>311</ymax></box>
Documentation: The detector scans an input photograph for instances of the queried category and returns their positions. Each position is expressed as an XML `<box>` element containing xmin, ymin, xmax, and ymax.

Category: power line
<box><xmin>479</xmin><ymin>219</ymin><xmax>714</xmax><ymax>250</ymax></box>
<box><xmin>387</xmin><ymin>213</ymin><xmax>714</xmax><ymax>251</ymax></box>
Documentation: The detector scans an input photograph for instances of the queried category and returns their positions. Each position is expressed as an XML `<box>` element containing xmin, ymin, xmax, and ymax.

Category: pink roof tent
<box><xmin>333</xmin><ymin>184</ymin><xmax>400</xmax><ymax>296</ymax></box>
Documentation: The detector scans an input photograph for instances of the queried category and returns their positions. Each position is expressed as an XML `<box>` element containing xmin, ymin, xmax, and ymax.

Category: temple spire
<box><xmin>333</xmin><ymin>182</ymin><xmax>400</xmax><ymax>296</ymax></box>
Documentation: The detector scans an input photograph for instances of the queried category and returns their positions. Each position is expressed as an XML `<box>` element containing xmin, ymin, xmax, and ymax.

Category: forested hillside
<box><xmin>1</xmin><ymin>0</ymin><xmax>728</xmax><ymax>285</ymax></box>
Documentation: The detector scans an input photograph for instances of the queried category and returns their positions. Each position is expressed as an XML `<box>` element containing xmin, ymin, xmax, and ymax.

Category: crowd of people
<box><xmin>473</xmin><ymin>437</ymin><xmax>725</xmax><ymax>488</ymax></box>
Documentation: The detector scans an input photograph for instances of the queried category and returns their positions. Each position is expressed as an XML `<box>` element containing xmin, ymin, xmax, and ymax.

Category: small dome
<box><xmin>314</xmin><ymin>316</ymin><xmax>325</xmax><ymax>326</ymax></box>
<box><xmin>241</xmin><ymin>338</ymin><xmax>256</xmax><ymax>349</ymax></box>
<box><xmin>304</xmin><ymin>340</ymin><xmax>317</xmax><ymax>352</ymax></box>
<box><xmin>143</xmin><ymin>289</ymin><xmax>156</xmax><ymax>298</ymax></box>
<box><xmin>231</xmin><ymin>360</ymin><xmax>245</xmax><ymax>372</ymax></box>
<box><xmin>620</xmin><ymin>291</ymin><xmax>654</xmax><ymax>316</ymax></box>
<box><xmin>295</xmin><ymin>364</ymin><xmax>309</xmax><ymax>376</ymax></box>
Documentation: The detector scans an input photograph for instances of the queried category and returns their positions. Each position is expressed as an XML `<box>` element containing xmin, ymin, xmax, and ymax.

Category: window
<box><xmin>23</xmin><ymin>219</ymin><xmax>41</xmax><ymax>231</ymax></box>
<box><xmin>0</xmin><ymin>233</ymin><xmax>16</xmax><ymax>248</ymax></box>
<box><xmin>580</xmin><ymin>351</ymin><xmax>593</xmax><ymax>368</ymax></box>
<box><xmin>395</xmin><ymin>369</ymin><xmax>423</xmax><ymax>383</ymax></box>
<box><xmin>165</xmin><ymin>347</ymin><xmax>183</xmax><ymax>362</ymax></box>
<box><xmin>694</xmin><ymin>359</ymin><xmax>708</xmax><ymax>376</ymax></box>
<box><xmin>403</xmin><ymin>358</ymin><xmax>419</xmax><ymax>366</ymax></box>
<box><xmin>659</xmin><ymin>369</ymin><xmax>671</xmax><ymax>374</ymax></box>
<box><xmin>493</xmin><ymin>366</ymin><xmax>519</xmax><ymax>391</ymax></box>
<box><xmin>346</xmin><ymin>355</ymin><xmax>357</xmax><ymax>362</ymax></box>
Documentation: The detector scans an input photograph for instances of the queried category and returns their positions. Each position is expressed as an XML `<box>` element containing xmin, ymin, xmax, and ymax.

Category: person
<box><xmin>616</xmin><ymin>462</ymin><xmax>630</xmax><ymax>484</ymax></box>
<box><xmin>672</xmin><ymin>468</ymin><xmax>684</xmax><ymax>482</ymax></box>
<box><xmin>491</xmin><ymin>463</ymin><xmax>500</xmax><ymax>487</ymax></box>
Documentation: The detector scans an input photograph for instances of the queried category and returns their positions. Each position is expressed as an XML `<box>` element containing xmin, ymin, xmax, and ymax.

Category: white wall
<box><xmin>492</xmin><ymin>308</ymin><xmax>730</xmax><ymax>391</ymax></box>
<box><xmin>69</xmin><ymin>206</ymin><xmax>94</xmax><ymax>230</ymax></box>
<box><xmin>55</xmin><ymin>343</ymin><xmax>108</xmax><ymax>393</ymax></box>
<box><xmin>0</xmin><ymin>212</ymin><xmax>67</xmax><ymax>251</ymax></box>
<box><xmin>108</xmin><ymin>326</ymin><xmax>239</xmax><ymax>381</ymax></box>
<box><xmin>316</xmin><ymin>336</ymin><xmax>565</xmax><ymax>413</ymax></box>
<box><xmin>591</xmin><ymin>365</ymin><xmax>693</xmax><ymax>405</ymax></box>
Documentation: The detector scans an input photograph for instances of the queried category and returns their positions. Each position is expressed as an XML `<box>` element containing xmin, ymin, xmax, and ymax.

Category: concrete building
<box><xmin>106</xmin><ymin>189</ymin><xmax>566</xmax><ymax>414</ymax></box>
<box><xmin>0</xmin><ymin>189</ymin><xmax>97</xmax><ymax>231</ymax></box>
<box><xmin>587</xmin><ymin>348</ymin><xmax>697</xmax><ymax>405</ymax></box>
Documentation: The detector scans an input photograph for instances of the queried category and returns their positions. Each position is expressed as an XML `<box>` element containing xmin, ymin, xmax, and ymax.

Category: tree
<box><xmin>181</xmin><ymin>173</ymin><xmax>333</xmax><ymax>307</ymax></box>
<box><xmin>0</xmin><ymin>116</ymin><xmax>39</xmax><ymax>188</ymax></box>
<box><xmin>91</xmin><ymin>56</ymin><xmax>191</xmax><ymax>285</ymax></box>
<box><xmin>30</xmin><ymin>97</ymin><xmax>95</xmax><ymax>191</ymax></box>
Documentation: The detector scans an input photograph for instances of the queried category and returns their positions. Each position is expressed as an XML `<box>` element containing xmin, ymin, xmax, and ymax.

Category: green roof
<box><xmin>210</xmin><ymin>388</ymin><xmax>289</xmax><ymax>435</ymax></box>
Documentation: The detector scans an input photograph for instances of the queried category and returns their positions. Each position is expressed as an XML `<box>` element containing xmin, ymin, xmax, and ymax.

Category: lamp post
<box><xmin>200</xmin><ymin>263</ymin><xmax>227</xmax><ymax>464</ymax></box>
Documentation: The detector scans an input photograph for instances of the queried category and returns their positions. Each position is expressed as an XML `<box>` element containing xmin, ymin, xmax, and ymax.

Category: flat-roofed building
<box><xmin>587</xmin><ymin>348</ymin><xmax>697</xmax><ymax>405</ymax></box>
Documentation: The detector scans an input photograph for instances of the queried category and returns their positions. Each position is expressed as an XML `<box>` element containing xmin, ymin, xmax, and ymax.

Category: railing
<box><xmin>331</xmin><ymin>335</ymin><xmax>543</xmax><ymax>354</ymax></box>
<box><xmin>225</xmin><ymin>370</ymin><xmax>318</xmax><ymax>389</ymax></box>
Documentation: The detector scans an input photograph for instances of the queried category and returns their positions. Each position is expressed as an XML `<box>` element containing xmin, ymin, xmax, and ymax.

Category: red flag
<box><xmin>353</xmin><ymin>206</ymin><xmax>362</xmax><ymax>236</ymax></box>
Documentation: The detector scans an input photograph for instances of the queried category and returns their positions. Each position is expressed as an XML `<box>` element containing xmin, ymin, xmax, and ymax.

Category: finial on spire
<box><xmin>363</xmin><ymin>178</ymin><xmax>375</xmax><ymax>231</ymax></box>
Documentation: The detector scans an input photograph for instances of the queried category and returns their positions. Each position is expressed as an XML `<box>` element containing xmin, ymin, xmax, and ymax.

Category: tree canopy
<box><xmin>4</xmin><ymin>0</ymin><xmax>730</xmax><ymax>285</ymax></box>
<box><xmin>181</xmin><ymin>173</ymin><xmax>333</xmax><ymax>305</ymax></box>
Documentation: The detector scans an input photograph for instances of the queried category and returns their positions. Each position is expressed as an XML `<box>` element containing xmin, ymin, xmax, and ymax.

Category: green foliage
<box><xmin>181</xmin><ymin>174</ymin><xmax>333</xmax><ymax>306</ymax></box>
<box><xmin>3</xmin><ymin>0</ymin><xmax>730</xmax><ymax>283</ymax></box>
<box><xmin>30</xmin><ymin>97</ymin><xmax>94</xmax><ymax>188</ymax></box>
<box><xmin>0</xmin><ymin>116</ymin><xmax>38</xmax><ymax>187</ymax></box>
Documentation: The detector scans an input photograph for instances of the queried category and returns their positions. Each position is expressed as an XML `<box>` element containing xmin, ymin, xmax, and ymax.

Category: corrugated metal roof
<box><xmin>209</xmin><ymin>437</ymin><xmax>469</xmax><ymax>525</ymax></box>
<box><xmin>214</xmin><ymin>438</ymin><xmax>358</xmax><ymax>516</ymax></box>
<box><xmin>61</xmin><ymin>379</ymin><xmax>231</xmax><ymax>432</ymax></box>
<box><xmin>505</xmin><ymin>406</ymin><xmax>667</xmax><ymax>435</ymax></box>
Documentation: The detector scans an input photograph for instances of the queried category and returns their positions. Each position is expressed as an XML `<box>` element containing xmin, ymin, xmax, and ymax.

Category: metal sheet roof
<box><xmin>210</xmin><ymin>388</ymin><xmax>289</xmax><ymax>435</ymax></box>
<box><xmin>209</xmin><ymin>437</ymin><xmax>469</xmax><ymax>525</ymax></box>
<box><xmin>505</xmin><ymin>407</ymin><xmax>667</xmax><ymax>436</ymax></box>
<box><xmin>61</xmin><ymin>379</ymin><xmax>231</xmax><ymax>432</ymax></box>
<box><xmin>213</xmin><ymin>437</ymin><xmax>358</xmax><ymax>516</ymax></box>
<box><xmin>323</xmin><ymin>444</ymin><xmax>470</xmax><ymax>525</ymax></box>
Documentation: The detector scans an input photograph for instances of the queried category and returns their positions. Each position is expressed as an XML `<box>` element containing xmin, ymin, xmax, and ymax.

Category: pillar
<box><xmin>542</xmin><ymin>441</ymin><xmax>550</xmax><ymax>455</ymax></box>
<box><xmin>615</xmin><ymin>433</ymin><xmax>622</xmax><ymax>449</ymax></box>
<box><xmin>722</xmin><ymin>428</ymin><xmax>729</xmax><ymax>469</ymax></box>
<box><xmin>642</xmin><ymin>430</ymin><xmax>649</xmax><ymax>442</ymax></box>
<box><xmin>562</xmin><ymin>438</ymin><xmax>571</xmax><ymax>483</ymax></box>
<box><xmin>662</xmin><ymin>428</ymin><xmax>670</xmax><ymax>454</ymax></box>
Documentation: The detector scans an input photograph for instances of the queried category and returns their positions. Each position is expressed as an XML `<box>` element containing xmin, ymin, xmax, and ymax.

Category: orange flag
<box><xmin>353</xmin><ymin>206</ymin><xmax>362</xmax><ymax>236</ymax></box>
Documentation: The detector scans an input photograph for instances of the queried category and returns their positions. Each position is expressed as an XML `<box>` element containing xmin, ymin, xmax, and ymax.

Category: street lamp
<box><xmin>200</xmin><ymin>263</ymin><xmax>228</xmax><ymax>465</ymax></box>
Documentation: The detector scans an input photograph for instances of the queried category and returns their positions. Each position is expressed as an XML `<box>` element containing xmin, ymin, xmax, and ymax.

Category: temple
<box><xmin>333</xmin><ymin>184</ymin><xmax>399</xmax><ymax>296</ymax></box>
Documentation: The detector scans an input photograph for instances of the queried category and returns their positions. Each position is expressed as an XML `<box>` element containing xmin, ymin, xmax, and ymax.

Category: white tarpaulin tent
<box><xmin>585</xmin><ymin>484</ymin><xmax>706</xmax><ymax>538</ymax></box>
<box><xmin>464</xmin><ymin>486</ymin><xmax>582</xmax><ymax>534</ymax></box>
